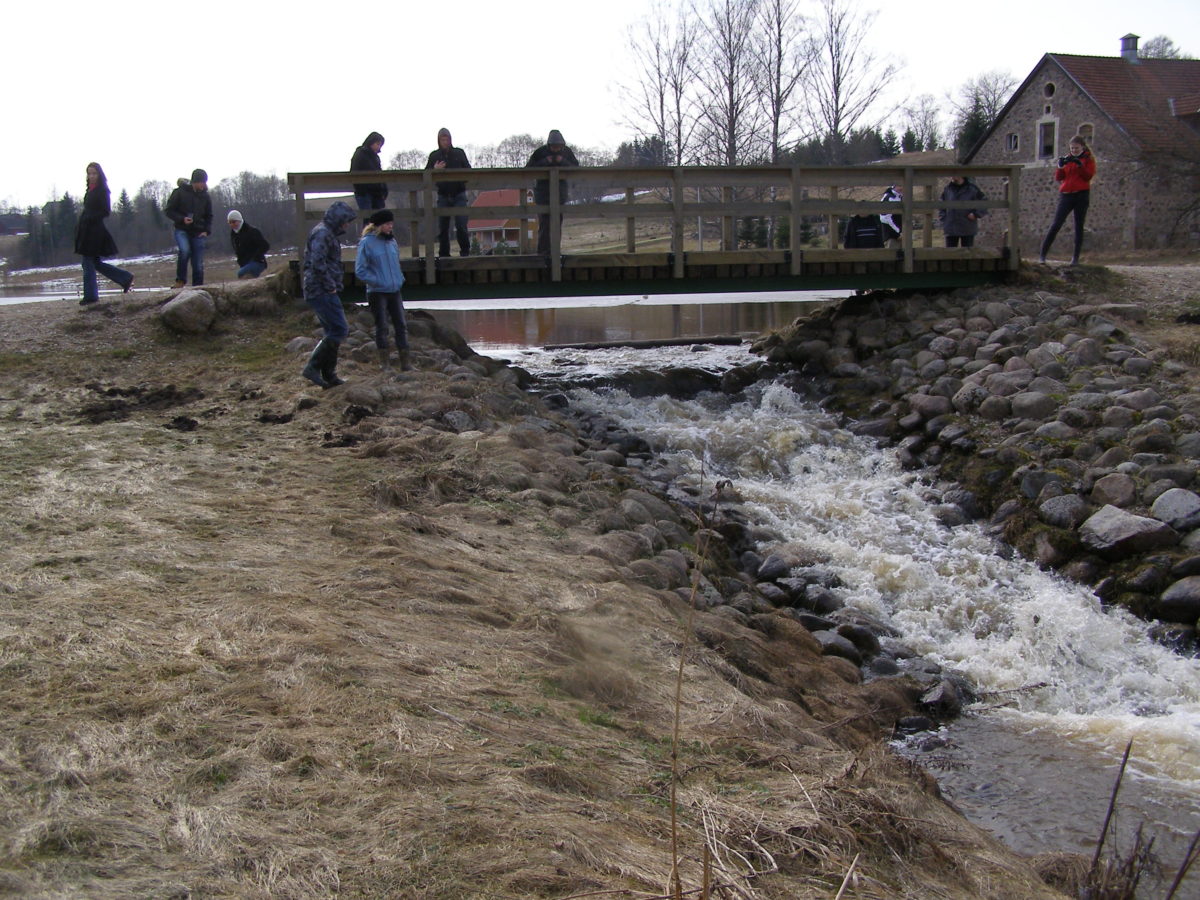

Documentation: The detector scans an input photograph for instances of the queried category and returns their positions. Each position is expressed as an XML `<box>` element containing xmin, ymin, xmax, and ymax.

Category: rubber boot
<box><xmin>398</xmin><ymin>349</ymin><xmax>412</xmax><ymax>372</ymax></box>
<box><xmin>302</xmin><ymin>340</ymin><xmax>330</xmax><ymax>389</ymax></box>
<box><xmin>321</xmin><ymin>340</ymin><xmax>345</xmax><ymax>387</ymax></box>
<box><xmin>378</xmin><ymin>346</ymin><xmax>392</xmax><ymax>371</ymax></box>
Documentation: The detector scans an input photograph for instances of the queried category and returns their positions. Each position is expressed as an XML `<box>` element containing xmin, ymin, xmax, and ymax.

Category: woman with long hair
<box><xmin>1040</xmin><ymin>135</ymin><xmax>1096</xmax><ymax>266</ymax></box>
<box><xmin>75</xmin><ymin>162</ymin><xmax>133</xmax><ymax>305</ymax></box>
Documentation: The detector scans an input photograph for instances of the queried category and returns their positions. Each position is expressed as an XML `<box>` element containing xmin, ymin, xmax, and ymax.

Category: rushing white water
<box><xmin>508</xmin><ymin>341</ymin><xmax>1200</xmax><ymax>873</ymax></box>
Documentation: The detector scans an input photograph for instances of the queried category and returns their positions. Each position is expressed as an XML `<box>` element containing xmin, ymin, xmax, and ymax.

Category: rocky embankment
<box><xmin>744</xmin><ymin>274</ymin><xmax>1200</xmax><ymax>645</ymax></box>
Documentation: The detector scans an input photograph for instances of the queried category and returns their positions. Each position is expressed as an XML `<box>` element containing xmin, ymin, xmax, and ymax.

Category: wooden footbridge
<box><xmin>286</xmin><ymin>164</ymin><xmax>1023</xmax><ymax>301</ymax></box>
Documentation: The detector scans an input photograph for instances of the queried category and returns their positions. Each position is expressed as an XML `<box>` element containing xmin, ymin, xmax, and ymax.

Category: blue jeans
<box><xmin>237</xmin><ymin>260</ymin><xmax>267</xmax><ymax>278</ymax></box>
<box><xmin>80</xmin><ymin>256</ymin><xmax>132</xmax><ymax>300</ymax></box>
<box><xmin>305</xmin><ymin>292</ymin><xmax>348</xmax><ymax>343</ymax></box>
<box><xmin>174</xmin><ymin>230</ymin><xmax>207</xmax><ymax>285</ymax></box>
<box><xmin>437</xmin><ymin>191</ymin><xmax>470</xmax><ymax>256</ymax></box>
<box><xmin>355</xmin><ymin>193</ymin><xmax>387</xmax><ymax>211</ymax></box>
<box><xmin>367</xmin><ymin>291</ymin><xmax>408</xmax><ymax>350</ymax></box>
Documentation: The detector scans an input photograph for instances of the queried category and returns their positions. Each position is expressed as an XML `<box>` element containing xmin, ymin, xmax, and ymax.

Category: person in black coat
<box><xmin>165</xmin><ymin>169</ymin><xmax>213</xmax><ymax>286</ymax></box>
<box><xmin>350</xmin><ymin>132</ymin><xmax>388</xmax><ymax>213</ymax></box>
<box><xmin>425</xmin><ymin>127</ymin><xmax>472</xmax><ymax>257</ymax></box>
<box><xmin>75</xmin><ymin>162</ymin><xmax>133</xmax><ymax>305</ymax></box>
<box><xmin>525</xmin><ymin>130</ymin><xmax>579</xmax><ymax>255</ymax></box>
<box><xmin>227</xmin><ymin>210</ymin><xmax>271</xmax><ymax>278</ymax></box>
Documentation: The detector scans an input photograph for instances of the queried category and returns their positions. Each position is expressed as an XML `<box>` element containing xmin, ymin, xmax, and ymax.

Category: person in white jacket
<box><xmin>354</xmin><ymin>209</ymin><xmax>410</xmax><ymax>371</ymax></box>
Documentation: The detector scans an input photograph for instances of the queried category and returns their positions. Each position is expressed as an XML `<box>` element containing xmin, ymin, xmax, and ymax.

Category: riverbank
<box><xmin>0</xmin><ymin>283</ymin><xmax>1075</xmax><ymax>897</ymax></box>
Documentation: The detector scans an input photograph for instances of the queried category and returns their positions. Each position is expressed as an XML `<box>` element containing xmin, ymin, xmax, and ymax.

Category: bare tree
<box><xmin>387</xmin><ymin>149</ymin><xmax>427</xmax><ymax>170</ymax></box>
<box><xmin>692</xmin><ymin>0</ymin><xmax>765</xmax><ymax>165</ymax></box>
<box><xmin>901</xmin><ymin>93</ymin><xmax>943</xmax><ymax>151</ymax></box>
<box><xmin>495</xmin><ymin>134</ymin><xmax>541</xmax><ymax>168</ymax></box>
<box><xmin>1140</xmin><ymin>35</ymin><xmax>1194</xmax><ymax>59</ymax></box>
<box><xmin>948</xmin><ymin>69</ymin><xmax>1018</xmax><ymax>126</ymax></box>
<box><xmin>619</xmin><ymin>0</ymin><xmax>701</xmax><ymax>165</ymax></box>
<box><xmin>804</xmin><ymin>0</ymin><xmax>899</xmax><ymax>163</ymax></box>
<box><xmin>752</xmin><ymin>0</ymin><xmax>811</xmax><ymax>163</ymax></box>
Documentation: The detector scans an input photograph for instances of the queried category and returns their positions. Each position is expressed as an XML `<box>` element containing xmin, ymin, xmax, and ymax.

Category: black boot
<box><xmin>302</xmin><ymin>340</ymin><xmax>330</xmax><ymax>389</ymax></box>
<box><xmin>321</xmin><ymin>340</ymin><xmax>345</xmax><ymax>387</ymax></box>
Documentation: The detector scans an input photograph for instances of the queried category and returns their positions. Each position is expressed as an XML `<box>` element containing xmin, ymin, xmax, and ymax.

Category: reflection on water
<box><xmin>408</xmin><ymin>293</ymin><xmax>841</xmax><ymax>349</ymax></box>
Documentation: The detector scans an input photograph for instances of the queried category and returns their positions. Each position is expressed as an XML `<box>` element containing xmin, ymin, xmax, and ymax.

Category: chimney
<box><xmin>1121</xmin><ymin>33</ymin><xmax>1140</xmax><ymax>63</ymax></box>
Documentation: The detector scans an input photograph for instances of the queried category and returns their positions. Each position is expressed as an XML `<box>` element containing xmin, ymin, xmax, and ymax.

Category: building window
<box><xmin>1044</xmin><ymin>82</ymin><xmax>1056</xmax><ymax>97</ymax></box>
<box><xmin>1039</xmin><ymin>121</ymin><xmax>1056</xmax><ymax>159</ymax></box>
<box><xmin>1006</xmin><ymin>133</ymin><xmax>1019</xmax><ymax>151</ymax></box>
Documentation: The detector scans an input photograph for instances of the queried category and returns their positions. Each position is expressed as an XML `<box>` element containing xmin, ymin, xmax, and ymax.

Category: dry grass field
<box><xmin>0</xmin><ymin>283</ymin><xmax>1084</xmax><ymax>898</ymax></box>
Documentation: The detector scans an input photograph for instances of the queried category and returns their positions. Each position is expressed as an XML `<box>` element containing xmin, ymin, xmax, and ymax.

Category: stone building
<box><xmin>966</xmin><ymin>34</ymin><xmax>1200</xmax><ymax>256</ymax></box>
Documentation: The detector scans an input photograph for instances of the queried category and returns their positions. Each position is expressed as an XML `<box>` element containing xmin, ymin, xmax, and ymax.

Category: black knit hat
<box><xmin>191</xmin><ymin>168</ymin><xmax>208</xmax><ymax>184</ymax></box>
<box><xmin>368</xmin><ymin>209</ymin><xmax>394</xmax><ymax>226</ymax></box>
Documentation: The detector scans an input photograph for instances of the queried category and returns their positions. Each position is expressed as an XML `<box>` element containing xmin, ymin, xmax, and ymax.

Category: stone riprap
<box><xmin>748</xmin><ymin>282</ymin><xmax>1200</xmax><ymax>642</ymax></box>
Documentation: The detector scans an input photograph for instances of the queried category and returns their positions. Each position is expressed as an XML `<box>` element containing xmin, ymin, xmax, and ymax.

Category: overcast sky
<box><xmin>4</xmin><ymin>0</ymin><xmax>1197</xmax><ymax>209</ymax></box>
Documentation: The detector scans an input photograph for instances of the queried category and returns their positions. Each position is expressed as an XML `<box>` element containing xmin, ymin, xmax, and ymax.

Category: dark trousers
<box><xmin>1041</xmin><ymin>190</ymin><xmax>1090</xmax><ymax>260</ymax></box>
<box><xmin>437</xmin><ymin>192</ymin><xmax>470</xmax><ymax>257</ymax></box>
<box><xmin>367</xmin><ymin>291</ymin><xmax>408</xmax><ymax>350</ymax></box>
<box><xmin>945</xmin><ymin>234</ymin><xmax>975</xmax><ymax>248</ymax></box>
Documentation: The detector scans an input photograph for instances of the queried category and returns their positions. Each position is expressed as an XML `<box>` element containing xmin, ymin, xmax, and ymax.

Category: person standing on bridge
<box><xmin>1039</xmin><ymin>135</ymin><xmax>1095</xmax><ymax>266</ymax></box>
<box><xmin>938</xmin><ymin>175</ymin><xmax>986</xmax><ymax>248</ymax></box>
<box><xmin>526</xmin><ymin>130</ymin><xmax>579</xmax><ymax>255</ymax></box>
<box><xmin>301</xmin><ymin>200</ymin><xmax>357</xmax><ymax>389</ymax></box>
<box><xmin>165</xmin><ymin>169</ymin><xmax>212</xmax><ymax>287</ymax></box>
<box><xmin>425</xmin><ymin>128</ymin><xmax>472</xmax><ymax>258</ymax></box>
<box><xmin>350</xmin><ymin>132</ymin><xmax>388</xmax><ymax>215</ymax></box>
<box><xmin>355</xmin><ymin>209</ymin><xmax>410</xmax><ymax>372</ymax></box>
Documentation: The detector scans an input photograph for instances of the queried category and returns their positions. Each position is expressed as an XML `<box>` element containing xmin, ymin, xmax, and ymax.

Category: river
<box><xmin>446</xmin><ymin>293</ymin><xmax>1199</xmax><ymax>894</ymax></box>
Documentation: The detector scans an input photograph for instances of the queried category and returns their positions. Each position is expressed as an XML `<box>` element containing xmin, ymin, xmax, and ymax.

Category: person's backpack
<box><xmin>843</xmin><ymin>215</ymin><xmax>885</xmax><ymax>248</ymax></box>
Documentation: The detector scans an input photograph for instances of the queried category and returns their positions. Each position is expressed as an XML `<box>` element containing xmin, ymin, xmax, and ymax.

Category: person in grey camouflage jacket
<box><xmin>301</xmin><ymin>200</ymin><xmax>357</xmax><ymax>389</ymax></box>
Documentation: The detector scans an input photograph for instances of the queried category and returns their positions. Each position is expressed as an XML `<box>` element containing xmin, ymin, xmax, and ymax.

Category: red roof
<box><xmin>470</xmin><ymin>189</ymin><xmax>526</xmax><ymax>229</ymax></box>
<box><xmin>1048</xmin><ymin>54</ymin><xmax>1200</xmax><ymax>152</ymax></box>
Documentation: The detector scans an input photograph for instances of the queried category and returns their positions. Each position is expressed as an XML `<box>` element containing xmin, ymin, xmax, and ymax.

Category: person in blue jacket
<box><xmin>301</xmin><ymin>200</ymin><xmax>358</xmax><ymax>388</ymax></box>
<box><xmin>354</xmin><ymin>209</ymin><xmax>410</xmax><ymax>371</ymax></box>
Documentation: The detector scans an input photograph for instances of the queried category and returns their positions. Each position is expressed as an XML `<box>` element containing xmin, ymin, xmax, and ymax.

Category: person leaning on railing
<box><xmin>526</xmin><ymin>130</ymin><xmax>578</xmax><ymax>255</ymax></box>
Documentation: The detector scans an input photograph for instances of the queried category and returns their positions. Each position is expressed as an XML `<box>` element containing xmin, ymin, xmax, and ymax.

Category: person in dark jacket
<box><xmin>842</xmin><ymin>215</ymin><xmax>885</xmax><ymax>248</ymax></box>
<box><xmin>525</xmin><ymin>130</ymin><xmax>579</xmax><ymax>255</ymax></box>
<box><xmin>939</xmin><ymin>175</ymin><xmax>986</xmax><ymax>248</ymax></box>
<box><xmin>227</xmin><ymin>210</ymin><xmax>270</xmax><ymax>278</ymax></box>
<box><xmin>75</xmin><ymin>162</ymin><xmax>133</xmax><ymax>305</ymax></box>
<box><xmin>301</xmin><ymin>200</ymin><xmax>358</xmax><ymax>389</ymax></box>
<box><xmin>354</xmin><ymin>209</ymin><xmax>410</xmax><ymax>371</ymax></box>
<box><xmin>165</xmin><ymin>169</ymin><xmax>213</xmax><ymax>287</ymax></box>
<box><xmin>1039</xmin><ymin>135</ymin><xmax>1096</xmax><ymax>266</ymax></box>
<box><xmin>350</xmin><ymin>132</ymin><xmax>387</xmax><ymax>213</ymax></box>
<box><xmin>425</xmin><ymin>128</ymin><xmax>472</xmax><ymax>257</ymax></box>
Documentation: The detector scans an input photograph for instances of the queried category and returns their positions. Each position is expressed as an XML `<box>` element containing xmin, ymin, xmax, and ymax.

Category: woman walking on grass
<box><xmin>1040</xmin><ymin>135</ymin><xmax>1096</xmax><ymax>266</ymax></box>
<box><xmin>75</xmin><ymin>162</ymin><xmax>133</xmax><ymax>305</ymax></box>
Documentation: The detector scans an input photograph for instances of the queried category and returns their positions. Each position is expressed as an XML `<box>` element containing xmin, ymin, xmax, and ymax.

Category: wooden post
<box><xmin>672</xmin><ymin>169</ymin><xmax>685</xmax><ymax>278</ymax></box>
<box><xmin>550</xmin><ymin>169</ymin><xmax>562</xmax><ymax>282</ymax></box>
<box><xmin>423</xmin><ymin>171</ymin><xmax>436</xmax><ymax>285</ymax></box>
<box><xmin>408</xmin><ymin>189</ymin><xmax>419</xmax><ymax>259</ymax></box>
<box><xmin>722</xmin><ymin>185</ymin><xmax>733</xmax><ymax>251</ymax></box>
<box><xmin>625</xmin><ymin>186</ymin><xmax>636</xmax><ymax>252</ymax></box>
<box><xmin>790</xmin><ymin>165</ymin><xmax>801</xmax><ymax>275</ymax></box>
<box><xmin>902</xmin><ymin>167</ymin><xmax>915</xmax><ymax>274</ymax></box>
<box><xmin>828</xmin><ymin>185</ymin><xmax>839</xmax><ymax>249</ymax></box>
<box><xmin>923</xmin><ymin>180</ymin><xmax>935</xmax><ymax>247</ymax></box>
<box><xmin>519</xmin><ymin>187</ymin><xmax>530</xmax><ymax>255</ymax></box>
<box><xmin>1008</xmin><ymin>165</ymin><xmax>1021</xmax><ymax>270</ymax></box>
<box><xmin>292</xmin><ymin>175</ymin><xmax>307</xmax><ymax>263</ymax></box>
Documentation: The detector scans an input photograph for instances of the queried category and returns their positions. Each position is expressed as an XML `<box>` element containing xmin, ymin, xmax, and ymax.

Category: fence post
<box><xmin>672</xmin><ymin>168</ymin><xmax>684</xmax><ymax>278</ymax></box>
<box><xmin>790</xmin><ymin>165</ymin><xmax>801</xmax><ymax>275</ymax></box>
<box><xmin>902</xmin><ymin>167</ymin><xmax>915</xmax><ymax>274</ymax></box>
<box><xmin>292</xmin><ymin>175</ymin><xmax>307</xmax><ymax>263</ymax></box>
<box><xmin>550</xmin><ymin>169</ymin><xmax>562</xmax><ymax>282</ymax></box>
<box><xmin>625</xmin><ymin>186</ymin><xmax>636</xmax><ymax>253</ymax></box>
<box><xmin>423</xmin><ymin>171</ymin><xmax>436</xmax><ymax>285</ymax></box>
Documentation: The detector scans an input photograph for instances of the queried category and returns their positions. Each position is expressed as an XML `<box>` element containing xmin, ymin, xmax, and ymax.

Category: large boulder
<box><xmin>1157</xmin><ymin>576</ymin><xmax>1200</xmax><ymax>625</ymax></box>
<box><xmin>159</xmin><ymin>289</ymin><xmax>216</xmax><ymax>334</ymax></box>
<box><xmin>1150</xmin><ymin>489</ymin><xmax>1200</xmax><ymax>531</ymax></box>
<box><xmin>1079</xmin><ymin>505</ymin><xmax>1179</xmax><ymax>559</ymax></box>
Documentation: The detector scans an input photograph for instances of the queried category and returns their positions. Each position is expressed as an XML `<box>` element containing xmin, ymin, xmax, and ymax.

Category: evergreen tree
<box><xmin>901</xmin><ymin>128</ymin><xmax>920</xmax><ymax>153</ymax></box>
<box><xmin>881</xmin><ymin>128</ymin><xmax>901</xmax><ymax>158</ymax></box>
<box><xmin>954</xmin><ymin>97</ymin><xmax>990</xmax><ymax>162</ymax></box>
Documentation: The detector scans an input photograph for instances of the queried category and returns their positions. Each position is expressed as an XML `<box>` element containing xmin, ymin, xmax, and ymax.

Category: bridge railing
<box><xmin>287</xmin><ymin>164</ymin><xmax>1023</xmax><ymax>284</ymax></box>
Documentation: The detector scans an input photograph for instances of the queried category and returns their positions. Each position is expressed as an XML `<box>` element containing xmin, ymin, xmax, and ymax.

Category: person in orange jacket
<box><xmin>1039</xmin><ymin>135</ymin><xmax>1096</xmax><ymax>266</ymax></box>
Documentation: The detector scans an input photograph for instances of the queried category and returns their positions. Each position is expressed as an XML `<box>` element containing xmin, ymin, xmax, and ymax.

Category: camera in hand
<box><xmin>1058</xmin><ymin>154</ymin><xmax>1081</xmax><ymax>167</ymax></box>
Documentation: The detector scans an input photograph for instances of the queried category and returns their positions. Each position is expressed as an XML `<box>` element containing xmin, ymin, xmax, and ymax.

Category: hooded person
<box><xmin>227</xmin><ymin>209</ymin><xmax>271</xmax><ymax>279</ymax></box>
<box><xmin>354</xmin><ymin>209</ymin><xmax>410</xmax><ymax>371</ymax></box>
<box><xmin>301</xmin><ymin>200</ymin><xmax>358</xmax><ymax>388</ymax></box>
<box><xmin>350</xmin><ymin>131</ymin><xmax>388</xmax><ymax>212</ymax></box>
<box><xmin>525</xmin><ymin>130</ymin><xmax>579</xmax><ymax>255</ymax></box>
<box><xmin>424</xmin><ymin>127</ymin><xmax>472</xmax><ymax>257</ymax></box>
<box><xmin>939</xmin><ymin>175</ymin><xmax>987</xmax><ymax>248</ymax></box>
<box><xmin>165</xmin><ymin>168</ymin><xmax>213</xmax><ymax>287</ymax></box>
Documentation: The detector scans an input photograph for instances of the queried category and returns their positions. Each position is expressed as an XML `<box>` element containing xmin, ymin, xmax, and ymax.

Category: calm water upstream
<box><xmin>482</xmin><ymin>324</ymin><xmax>1199</xmax><ymax>892</ymax></box>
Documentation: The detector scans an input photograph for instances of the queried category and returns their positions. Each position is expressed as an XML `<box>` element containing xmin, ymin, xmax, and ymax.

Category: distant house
<box><xmin>966</xmin><ymin>34</ymin><xmax>1200</xmax><ymax>252</ymax></box>
<box><xmin>467</xmin><ymin>189</ymin><xmax>535</xmax><ymax>253</ymax></box>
